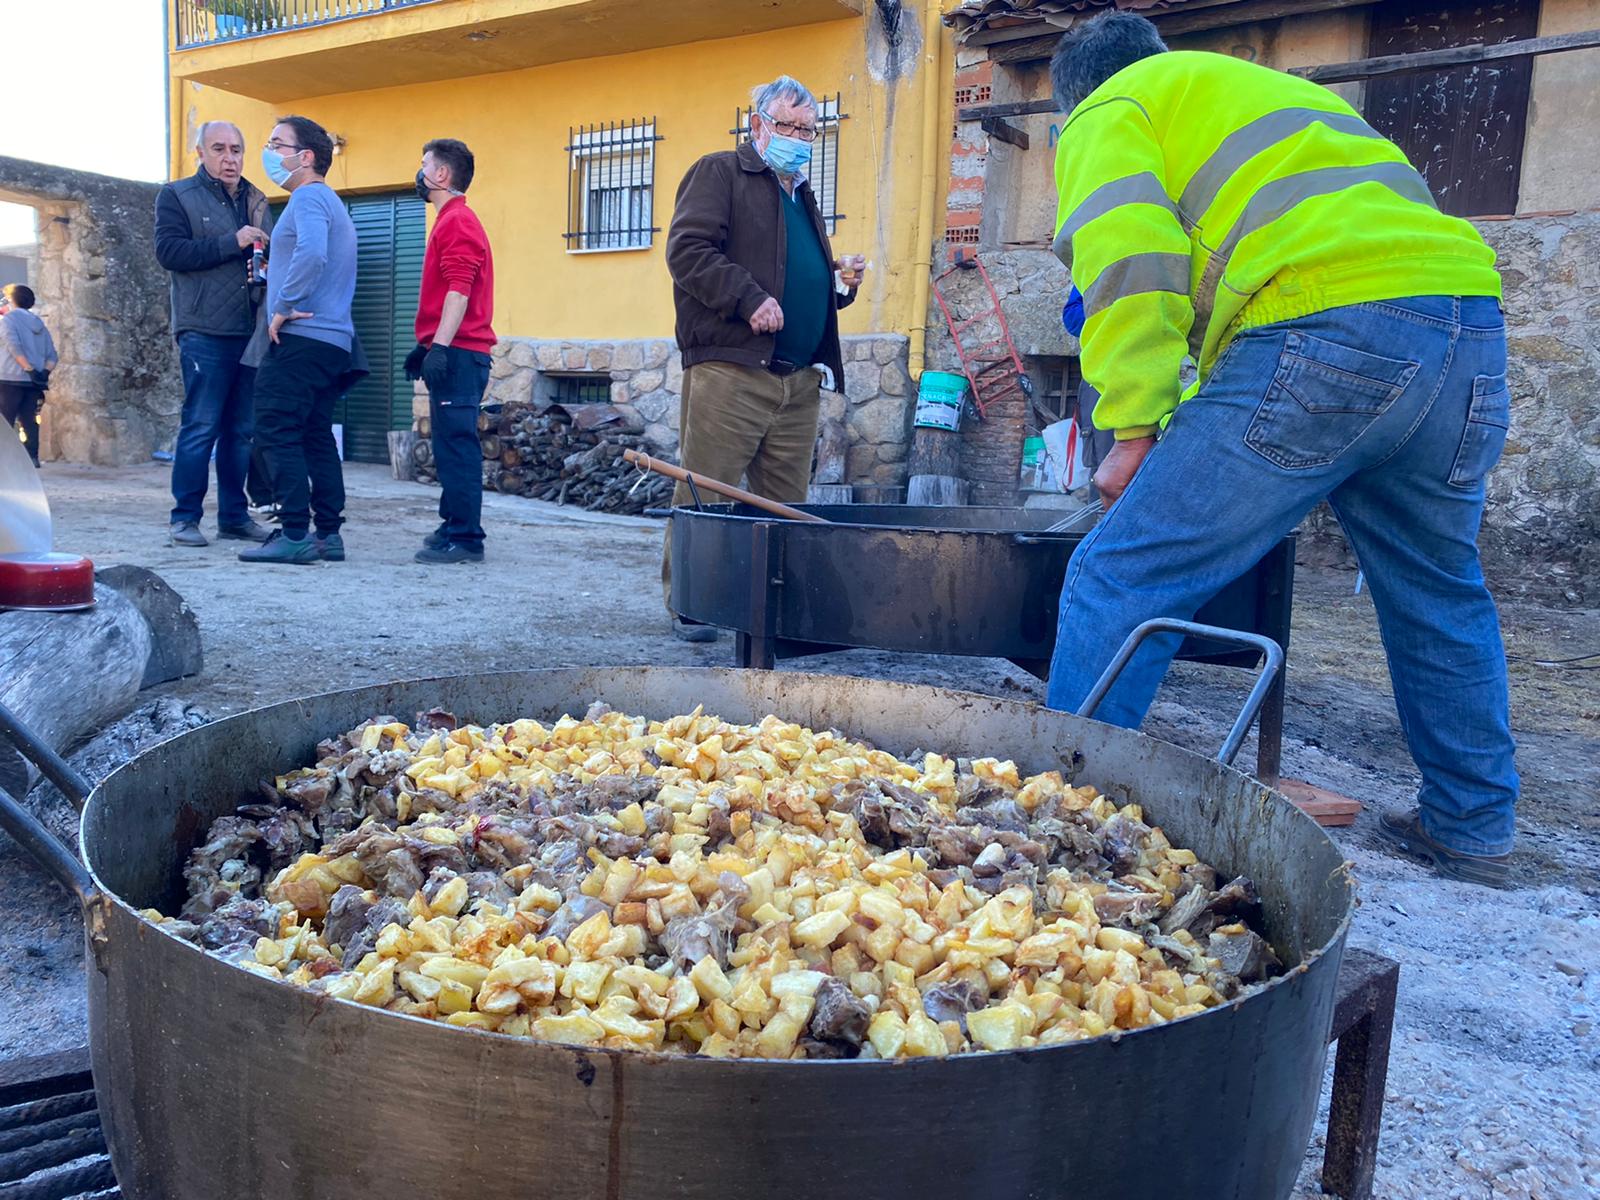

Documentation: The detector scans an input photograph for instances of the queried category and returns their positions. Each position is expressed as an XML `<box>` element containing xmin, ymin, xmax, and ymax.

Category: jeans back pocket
<box><xmin>1449</xmin><ymin>372</ymin><xmax>1511</xmax><ymax>490</ymax></box>
<box><xmin>1245</xmin><ymin>330</ymin><xmax>1420</xmax><ymax>470</ymax></box>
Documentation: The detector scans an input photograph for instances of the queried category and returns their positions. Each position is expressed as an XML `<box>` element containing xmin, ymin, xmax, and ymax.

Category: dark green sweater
<box><xmin>772</xmin><ymin>186</ymin><xmax>830</xmax><ymax>368</ymax></box>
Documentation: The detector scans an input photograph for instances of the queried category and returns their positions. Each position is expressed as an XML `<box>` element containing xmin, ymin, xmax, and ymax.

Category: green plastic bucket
<box><xmin>914</xmin><ymin>371</ymin><xmax>967</xmax><ymax>430</ymax></box>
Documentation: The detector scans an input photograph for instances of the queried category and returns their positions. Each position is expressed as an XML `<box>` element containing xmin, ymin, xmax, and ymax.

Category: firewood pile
<box><xmin>409</xmin><ymin>402</ymin><xmax>674</xmax><ymax>516</ymax></box>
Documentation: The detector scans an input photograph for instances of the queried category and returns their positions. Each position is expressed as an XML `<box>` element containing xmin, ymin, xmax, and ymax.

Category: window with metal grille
<box><xmin>732</xmin><ymin>94</ymin><xmax>846</xmax><ymax>234</ymax></box>
<box><xmin>565</xmin><ymin>120</ymin><xmax>661</xmax><ymax>251</ymax></box>
<box><xmin>545</xmin><ymin>373</ymin><xmax>613</xmax><ymax>405</ymax></box>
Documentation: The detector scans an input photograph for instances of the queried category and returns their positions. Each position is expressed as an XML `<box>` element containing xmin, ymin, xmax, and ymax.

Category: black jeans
<box><xmin>254</xmin><ymin>334</ymin><xmax>351</xmax><ymax>539</ymax></box>
<box><xmin>0</xmin><ymin>383</ymin><xmax>42</xmax><ymax>466</ymax></box>
<box><xmin>427</xmin><ymin>347</ymin><xmax>491</xmax><ymax>548</ymax></box>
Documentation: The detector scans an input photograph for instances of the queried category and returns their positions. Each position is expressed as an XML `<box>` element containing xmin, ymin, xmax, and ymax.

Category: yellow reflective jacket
<box><xmin>1052</xmin><ymin>50</ymin><xmax>1502</xmax><ymax>438</ymax></box>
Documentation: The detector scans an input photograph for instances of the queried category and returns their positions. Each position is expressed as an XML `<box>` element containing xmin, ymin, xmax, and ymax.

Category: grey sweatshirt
<box><xmin>0</xmin><ymin>309</ymin><xmax>58</xmax><ymax>384</ymax></box>
<box><xmin>267</xmin><ymin>180</ymin><xmax>357</xmax><ymax>352</ymax></box>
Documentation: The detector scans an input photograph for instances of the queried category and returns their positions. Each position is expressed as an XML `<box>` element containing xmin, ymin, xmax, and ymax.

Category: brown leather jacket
<box><xmin>666</xmin><ymin>142</ymin><xmax>857</xmax><ymax>393</ymax></box>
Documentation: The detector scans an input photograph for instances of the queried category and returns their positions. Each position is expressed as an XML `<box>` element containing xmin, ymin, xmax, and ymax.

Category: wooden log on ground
<box><xmin>0</xmin><ymin>583</ymin><xmax>153</xmax><ymax>798</ymax></box>
<box><xmin>388</xmin><ymin>430</ymin><xmax>420</xmax><ymax>482</ymax></box>
<box><xmin>907</xmin><ymin>474</ymin><xmax>971</xmax><ymax>506</ymax></box>
<box><xmin>907</xmin><ymin>426</ymin><xmax>962</xmax><ymax>478</ymax></box>
<box><xmin>481</xmin><ymin>434</ymin><xmax>501</xmax><ymax>460</ymax></box>
<box><xmin>807</xmin><ymin>484</ymin><xmax>854</xmax><ymax>504</ymax></box>
<box><xmin>813</xmin><ymin>417</ymin><xmax>849</xmax><ymax>485</ymax></box>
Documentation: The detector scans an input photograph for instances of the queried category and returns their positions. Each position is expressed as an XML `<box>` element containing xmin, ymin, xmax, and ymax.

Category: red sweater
<box><xmin>416</xmin><ymin>196</ymin><xmax>497</xmax><ymax>353</ymax></box>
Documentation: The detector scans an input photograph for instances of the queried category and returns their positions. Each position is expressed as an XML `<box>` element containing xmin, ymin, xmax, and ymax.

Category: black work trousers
<box><xmin>0</xmin><ymin>383</ymin><xmax>42</xmax><ymax>466</ymax></box>
<box><xmin>253</xmin><ymin>333</ymin><xmax>350</xmax><ymax>538</ymax></box>
<box><xmin>427</xmin><ymin>347</ymin><xmax>491</xmax><ymax>549</ymax></box>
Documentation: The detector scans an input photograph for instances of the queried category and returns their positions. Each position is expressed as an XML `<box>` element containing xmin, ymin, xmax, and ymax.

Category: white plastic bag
<box><xmin>1041</xmin><ymin>419</ymin><xmax>1084</xmax><ymax>492</ymax></box>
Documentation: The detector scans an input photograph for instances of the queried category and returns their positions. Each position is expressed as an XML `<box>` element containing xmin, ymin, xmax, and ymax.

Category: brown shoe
<box><xmin>1378</xmin><ymin>810</ymin><xmax>1511</xmax><ymax>888</ymax></box>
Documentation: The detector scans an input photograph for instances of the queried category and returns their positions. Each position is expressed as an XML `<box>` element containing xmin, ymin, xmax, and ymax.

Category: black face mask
<box><xmin>415</xmin><ymin>168</ymin><xmax>433</xmax><ymax>202</ymax></box>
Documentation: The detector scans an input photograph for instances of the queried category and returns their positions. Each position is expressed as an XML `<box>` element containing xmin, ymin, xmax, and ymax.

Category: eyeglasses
<box><xmin>759</xmin><ymin>111</ymin><xmax>819</xmax><ymax>142</ymax></box>
<box><xmin>265</xmin><ymin>139</ymin><xmax>303</xmax><ymax>153</ymax></box>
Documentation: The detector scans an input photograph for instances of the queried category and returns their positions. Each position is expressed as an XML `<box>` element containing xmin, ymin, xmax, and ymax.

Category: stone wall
<box><xmin>0</xmin><ymin>157</ymin><xmax>180</xmax><ymax>465</ymax></box>
<box><xmin>485</xmin><ymin>334</ymin><xmax>916</xmax><ymax>488</ymax></box>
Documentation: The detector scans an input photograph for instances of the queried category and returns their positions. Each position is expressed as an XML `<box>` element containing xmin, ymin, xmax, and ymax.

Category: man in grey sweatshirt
<box><xmin>0</xmin><ymin>284</ymin><xmax>58</xmax><ymax>467</ymax></box>
<box><xmin>241</xmin><ymin>114</ymin><xmax>359</xmax><ymax>566</ymax></box>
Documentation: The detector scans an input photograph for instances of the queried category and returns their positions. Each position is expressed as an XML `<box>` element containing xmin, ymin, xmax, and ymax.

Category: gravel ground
<box><xmin>2</xmin><ymin>460</ymin><xmax>1596</xmax><ymax>1198</ymax></box>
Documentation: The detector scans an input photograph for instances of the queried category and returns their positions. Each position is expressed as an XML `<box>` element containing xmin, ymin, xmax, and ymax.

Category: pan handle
<box><xmin>0</xmin><ymin>782</ymin><xmax>99</xmax><ymax>906</ymax></box>
<box><xmin>0</xmin><ymin>700</ymin><xmax>94</xmax><ymax>810</ymax></box>
<box><xmin>1076</xmin><ymin>618</ymin><xmax>1284</xmax><ymax>769</ymax></box>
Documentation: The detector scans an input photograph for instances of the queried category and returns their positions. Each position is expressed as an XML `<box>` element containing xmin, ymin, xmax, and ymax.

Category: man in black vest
<box><xmin>155</xmin><ymin>120</ymin><xmax>275</xmax><ymax>547</ymax></box>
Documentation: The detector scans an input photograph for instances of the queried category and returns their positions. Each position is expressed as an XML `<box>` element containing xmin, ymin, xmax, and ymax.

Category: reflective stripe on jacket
<box><xmin>1052</xmin><ymin>50</ymin><xmax>1501</xmax><ymax>438</ymax></box>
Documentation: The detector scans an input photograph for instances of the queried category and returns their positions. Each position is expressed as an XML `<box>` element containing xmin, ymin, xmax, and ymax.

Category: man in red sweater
<box><xmin>406</xmin><ymin>138</ymin><xmax>496</xmax><ymax>564</ymax></box>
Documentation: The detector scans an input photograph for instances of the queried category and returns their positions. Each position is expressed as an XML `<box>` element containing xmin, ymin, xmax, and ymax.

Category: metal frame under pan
<box><xmin>669</xmin><ymin>503</ymin><xmax>1296</xmax><ymax>780</ymax></box>
<box><xmin>1</xmin><ymin>669</ymin><xmax>1353</xmax><ymax>1200</ymax></box>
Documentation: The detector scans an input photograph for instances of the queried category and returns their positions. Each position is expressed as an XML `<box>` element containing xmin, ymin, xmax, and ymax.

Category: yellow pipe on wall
<box><xmin>905</xmin><ymin>0</ymin><xmax>946</xmax><ymax>382</ymax></box>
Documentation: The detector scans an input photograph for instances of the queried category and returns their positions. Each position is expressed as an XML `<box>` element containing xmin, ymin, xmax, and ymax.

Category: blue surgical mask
<box><xmin>261</xmin><ymin>146</ymin><xmax>300</xmax><ymax>187</ymax></box>
<box><xmin>760</xmin><ymin>133</ymin><xmax>812</xmax><ymax>177</ymax></box>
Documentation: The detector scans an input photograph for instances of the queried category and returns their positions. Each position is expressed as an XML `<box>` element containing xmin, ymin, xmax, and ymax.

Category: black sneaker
<box><xmin>422</xmin><ymin>525</ymin><xmax>450</xmax><ymax>552</ymax></box>
<box><xmin>1378</xmin><ymin>810</ymin><xmax>1512</xmax><ymax>888</ymax></box>
<box><xmin>415</xmin><ymin>541</ymin><xmax>484</xmax><ymax>565</ymax></box>
<box><xmin>672</xmin><ymin>617</ymin><xmax>719</xmax><ymax>643</ymax></box>
<box><xmin>239</xmin><ymin>529</ymin><xmax>320</xmax><ymax>565</ymax></box>
<box><xmin>315</xmin><ymin>532</ymin><xmax>346</xmax><ymax>561</ymax></box>
<box><xmin>169</xmin><ymin>521</ymin><xmax>207</xmax><ymax>547</ymax></box>
<box><xmin>218</xmin><ymin>519</ymin><xmax>273</xmax><ymax>543</ymax></box>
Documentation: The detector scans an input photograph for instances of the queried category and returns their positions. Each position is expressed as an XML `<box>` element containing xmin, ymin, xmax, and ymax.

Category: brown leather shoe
<box><xmin>1378</xmin><ymin>810</ymin><xmax>1511</xmax><ymax>888</ymax></box>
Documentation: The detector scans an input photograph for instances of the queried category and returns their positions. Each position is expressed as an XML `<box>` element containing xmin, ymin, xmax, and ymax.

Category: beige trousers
<box><xmin>661</xmin><ymin>360</ymin><xmax>822</xmax><ymax>614</ymax></box>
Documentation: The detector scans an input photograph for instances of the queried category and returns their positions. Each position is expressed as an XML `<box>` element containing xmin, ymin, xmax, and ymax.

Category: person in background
<box><xmin>154</xmin><ymin>119</ymin><xmax>275</xmax><ymax>547</ymax></box>
<box><xmin>240</xmin><ymin>115</ymin><xmax>359</xmax><ymax>566</ymax></box>
<box><xmin>0</xmin><ymin>284</ymin><xmax>56</xmax><ymax>467</ymax></box>
<box><xmin>405</xmin><ymin>137</ymin><xmax>495</xmax><ymax>565</ymax></box>
<box><xmin>662</xmin><ymin>74</ymin><xmax>865</xmax><ymax>641</ymax></box>
<box><xmin>1061</xmin><ymin>285</ymin><xmax>1115</xmax><ymax>498</ymax></box>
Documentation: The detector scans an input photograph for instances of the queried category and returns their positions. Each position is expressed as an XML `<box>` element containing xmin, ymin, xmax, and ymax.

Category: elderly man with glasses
<box><xmin>661</xmin><ymin>74</ymin><xmax>866</xmax><ymax>642</ymax></box>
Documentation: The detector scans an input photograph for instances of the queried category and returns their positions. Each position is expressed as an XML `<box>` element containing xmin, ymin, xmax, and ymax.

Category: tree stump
<box><xmin>388</xmin><ymin>430</ymin><xmax>420</xmax><ymax>482</ymax></box>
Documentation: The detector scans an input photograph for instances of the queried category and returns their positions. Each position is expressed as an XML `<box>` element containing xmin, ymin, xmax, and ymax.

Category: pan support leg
<box><xmin>1321</xmin><ymin>947</ymin><xmax>1399</xmax><ymax>1200</ymax></box>
<box><xmin>1254</xmin><ymin>536</ymin><xmax>1296</xmax><ymax>783</ymax></box>
<box><xmin>736</xmin><ymin>522</ymin><xmax>781</xmax><ymax>671</ymax></box>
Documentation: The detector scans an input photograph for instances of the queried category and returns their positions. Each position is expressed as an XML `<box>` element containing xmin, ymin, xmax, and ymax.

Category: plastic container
<box><xmin>913</xmin><ymin>371</ymin><xmax>967</xmax><ymax>431</ymax></box>
<box><xmin>0</xmin><ymin>552</ymin><xmax>96</xmax><ymax>611</ymax></box>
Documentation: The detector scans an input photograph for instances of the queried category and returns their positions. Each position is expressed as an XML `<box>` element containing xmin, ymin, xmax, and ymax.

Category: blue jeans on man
<box><xmin>170</xmin><ymin>332</ymin><xmax>255</xmax><ymax>529</ymax></box>
<box><xmin>1046</xmin><ymin>296</ymin><xmax>1518</xmax><ymax>859</ymax></box>
<box><xmin>428</xmin><ymin>347</ymin><xmax>491</xmax><ymax>550</ymax></box>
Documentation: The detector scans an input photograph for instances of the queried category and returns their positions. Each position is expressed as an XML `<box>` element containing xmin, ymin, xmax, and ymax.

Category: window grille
<box><xmin>564</xmin><ymin>120</ymin><xmax>661</xmax><ymax>252</ymax></box>
<box><xmin>547</xmin><ymin>373</ymin><xmax>613</xmax><ymax>405</ymax></box>
<box><xmin>732</xmin><ymin>94</ymin><xmax>846</xmax><ymax>235</ymax></box>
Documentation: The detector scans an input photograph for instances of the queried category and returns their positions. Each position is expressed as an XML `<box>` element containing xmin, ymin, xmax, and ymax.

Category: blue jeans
<box><xmin>428</xmin><ymin>347</ymin><xmax>491</xmax><ymax>549</ymax></box>
<box><xmin>1046</xmin><ymin>296</ymin><xmax>1518</xmax><ymax>856</ymax></box>
<box><xmin>170</xmin><ymin>332</ymin><xmax>254</xmax><ymax>527</ymax></box>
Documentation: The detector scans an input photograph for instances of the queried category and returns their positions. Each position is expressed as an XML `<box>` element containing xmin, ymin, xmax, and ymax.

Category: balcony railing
<box><xmin>173</xmin><ymin>0</ymin><xmax>439</xmax><ymax>49</ymax></box>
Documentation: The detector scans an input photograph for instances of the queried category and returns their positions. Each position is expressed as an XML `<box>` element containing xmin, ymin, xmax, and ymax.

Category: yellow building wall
<box><xmin>169</xmin><ymin>13</ymin><xmax>947</xmax><ymax>343</ymax></box>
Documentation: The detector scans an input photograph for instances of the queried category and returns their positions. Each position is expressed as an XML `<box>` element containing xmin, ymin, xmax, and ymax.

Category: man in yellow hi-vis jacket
<box><xmin>1043</xmin><ymin>12</ymin><xmax>1517</xmax><ymax>886</ymax></box>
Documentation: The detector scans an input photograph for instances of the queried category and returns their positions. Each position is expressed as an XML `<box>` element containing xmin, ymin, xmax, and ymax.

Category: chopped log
<box><xmin>0</xmin><ymin>582</ymin><xmax>154</xmax><ymax>798</ymax></box>
<box><xmin>807</xmin><ymin>484</ymin><xmax>854</xmax><ymax>504</ymax></box>
<box><xmin>481</xmin><ymin>434</ymin><xmax>502</xmax><ymax>460</ymax></box>
<box><xmin>388</xmin><ymin>430</ymin><xmax>420</xmax><ymax>482</ymax></box>
<box><xmin>413</xmin><ymin>439</ymin><xmax>434</xmax><ymax>469</ymax></box>
<box><xmin>907</xmin><ymin>474</ymin><xmax>971</xmax><ymax>506</ymax></box>
<box><xmin>907</xmin><ymin>426</ymin><xmax>962</xmax><ymax>478</ymax></box>
<box><xmin>813</xmin><ymin>417</ymin><xmax>849</xmax><ymax>485</ymax></box>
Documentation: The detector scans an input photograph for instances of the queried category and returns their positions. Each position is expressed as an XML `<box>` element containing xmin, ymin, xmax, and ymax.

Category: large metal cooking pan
<box><xmin>0</xmin><ymin>667</ymin><xmax>1351</xmax><ymax>1200</ymax></box>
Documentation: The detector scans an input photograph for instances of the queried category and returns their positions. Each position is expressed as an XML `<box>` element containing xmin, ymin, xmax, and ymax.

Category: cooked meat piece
<box><xmin>596</xmin><ymin>831</ymin><xmax>647</xmax><ymax>858</ymax></box>
<box><xmin>922</xmin><ymin>980</ymin><xmax>988</xmax><ymax>1033</ymax></box>
<box><xmin>798</xmin><ymin>1036</ymin><xmax>855</xmax><ymax>1059</ymax></box>
<box><xmin>181</xmin><ymin>815</ymin><xmax>265</xmax><ymax>918</ymax></box>
<box><xmin>322</xmin><ymin>885</ymin><xmax>414</xmax><ymax>967</ymax></box>
<box><xmin>660</xmin><ymin>891</ymin><xmax>740</xmax><ymax>972</ymax></box>
<box><xmin>955</xmin><ymin>799</ymin><xmax>1029</xmax><ymax>834</ymax></box>
<box><xmin>282</xmin><ymin>773</ymin><xmax>333</xmax><ymax>814</ymax></box>
<box><xmin>836</xmin><ymin>780</ymin><xmax>890</xmax><ymax>847</ymax></box>
<box><xmin>353</xmin><ymin>833</ymin><xmax>425</xmax><ymax>899</ymax></box>
<box><xmin>926</xmin><ymin>867</ymin><xmax>964</xmax><ymax>889</ymax></box>
<box><xmin>1101</xmin><ymin>812</ymin><xmax>1150</xmax><ymax>874</ymax></box>
<box><xmin>584</xmin><ymin>701</ymin><xmax>613</xmax><ymax>722</ymax></box>
<box><xmin>1159</xmin><ymin>875</ymin><xmax>1264</xmax><ymax>939</ymax></box>
<box><xmin>808</xmin><ymin>977</ymin><xmax>871</xmax><ymax>1047</ymax></box>
<box><xmin>643</xmin><ymin>805</ymin><xmax>674</xmax><ymax>837</ymax></box>
<box><xmin>833</xmin><ymin>780</ymin><xmax>934</xmax><ymax>850</ymax></box>
<box><xmin>1148</xmin><ymin>933</ymin><xmax>1199</xmax><ymax>968</ymax></box>
<box><xmin>1206</xmin><ymin>924</ymin><xmax>1281</xmax><ymax>984</ymax></box>
<box><xmin>415</xmin><ymin>708</ymin><xmax>458</xmax><ymax>731</ymax></box>
<box><xmin>1183</xmin><ymin>863</ymin><xmax>1219</xmax><ymax>894</ymax></box>
<box><xmin>544</xmin><ymin>895</ymin><xmax>609</xmax><ymax>943</ymax></box>
<box><xmin>189</xmin><ymin>815</ymin><xmax>262</xmax><ymax>874</ymax></box>
<box><xmin>196</xmin><ymin>895</ymin><xmax>279</xmax><ymax>953</ymax></box>
<box><xmin>1094</xmin><ymin>887</ymin><xmax>1163</xmax><ymax>927</ymax></box>
<box><xmin>703</xmin><ymin>805</ymin><xmax>733</xmax><ymax>848</ymax></box>
<box><xmin>572</xmin><ymin>773</ymin><xmax>661</xmax><ymax>812</ymax></box>
<box><xmin>954</xmin><ymin>770</ymin><xmax>1008</xmax><ymax>809</ymax></box>
<box><xmin>927</xmin><ymin>824</ymin><xmax>985</xmax><ymax>867</ymax></box>
<box><xmin>237</xmin><ymin>804</ymin><xmax>317</xmax><ymax>873</ymax></box>
<box><xmin>972</xmin><ymin>842</ymin><xmax>1007</xmax><ymax>877</ymax></box>
<box><xmin>1157</xmin><ymin>886</ymin><xmax>1211</xmax><ymax>936</ymax></box>
<box><xmin>471</xmin><ymin>815</ymin><xmax>541</xmax><ymax>870</ymax></box>
<box><xmin>716</xmin><ymin>871</ymin><xmax>752</xmax><ymax>911</ymax></box>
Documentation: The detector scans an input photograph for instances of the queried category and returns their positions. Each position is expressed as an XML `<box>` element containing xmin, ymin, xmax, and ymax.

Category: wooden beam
<box><xmin>981</xmin><ymin>115</ymin><xmax>1032</xmax><ymax>147</ymax></box>
<box><xmin>1156</xmin><ymin>0</ymin><xmax>1377</xmax><ymax>36</ymax></box>
<box><xmin>988</xmin><ymin>33</ymin><xmax>1062</xmax><ymax>65</ymax></box>
<box><xmin>1293</xmin><ymin>27</ymin><xmax>1600</xmax><ymax>84</ymax></box>
<box><xmin>958</xmin><ymin>97</ymin><xmax>1057</xmax><ymax>122</ymax></box>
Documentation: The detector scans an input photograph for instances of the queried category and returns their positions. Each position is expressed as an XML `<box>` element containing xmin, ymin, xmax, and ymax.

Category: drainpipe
<box><xmin>905</xmin><ymin>0</ymin><xmax>946</xmax><ymax>382</ymax></box>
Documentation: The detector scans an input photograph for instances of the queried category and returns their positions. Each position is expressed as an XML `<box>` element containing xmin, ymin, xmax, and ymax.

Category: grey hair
<box><xmin>752</xmin><ymin>75</ymin><xmax>817</xmax><ymax>116</ymax></box>
<box><xmin>1050</xmin><ymin>11</ymin><xmax>1168</xmax><ymax>113</ymax></box>
<box><xmin>196</xmin><ymin>120</ymin><xmax>245</xmax><ymax>147</ymax></box>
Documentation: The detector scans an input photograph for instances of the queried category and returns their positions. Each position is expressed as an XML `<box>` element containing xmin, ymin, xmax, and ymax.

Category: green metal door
<box><xmin>343</xmin><ymin>193</ymin><xmax>427</xmax><ymax>463</ymax></box>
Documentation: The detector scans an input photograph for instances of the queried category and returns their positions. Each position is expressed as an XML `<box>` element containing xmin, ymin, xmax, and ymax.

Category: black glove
<box><xmin>28</xmin><ymin>368</ymin><xmax>49</xmax><ymax>391</ymax></box>
<box><xmin>403</xmin><ymin>341</ymin><xmax>428</xmax><ymax>382</ymax></box>
<box><xmin>421</xmin><ymin>344</ymin><xmax>451</xmax><ymax>396</ymax></box>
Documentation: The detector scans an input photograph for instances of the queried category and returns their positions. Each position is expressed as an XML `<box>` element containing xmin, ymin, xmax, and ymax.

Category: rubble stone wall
<box><xmin>486</xmin><ymin>334</ymin><xmax>916</xmax><ymax>488</ymax></box>
<box><xmin>0</xmin><ymin>157</ymin><xmax>179</xmax><ymax>465</ymax></box>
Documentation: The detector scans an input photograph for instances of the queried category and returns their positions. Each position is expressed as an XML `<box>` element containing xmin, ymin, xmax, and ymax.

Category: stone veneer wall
<box><xmin>485</xmin><ymin>334</ymin><xmax>916</xmax><ymax>488</ymax></box>
<box><xmin>0</xmin><ymin>157</ymin><xmax>180</xmax><ymax>465</ymax></box>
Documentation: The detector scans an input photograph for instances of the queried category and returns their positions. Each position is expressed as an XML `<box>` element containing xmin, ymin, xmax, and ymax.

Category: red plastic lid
<box><xmin>0</xmin><ymin>553</ymin><xmax>96</xmax><ymax>611</ymax></box>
